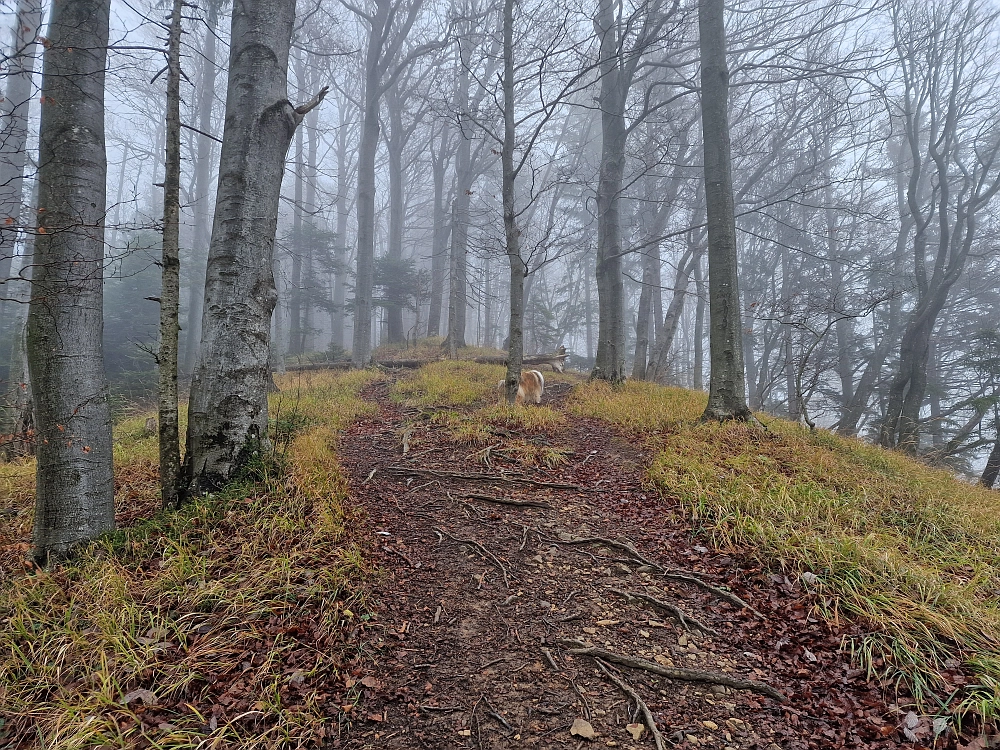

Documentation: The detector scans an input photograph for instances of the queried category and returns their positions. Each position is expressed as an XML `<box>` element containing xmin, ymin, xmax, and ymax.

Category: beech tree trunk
<box><xmin>444</xmin><ymin>54</ymin><xmax>475</xmax><ymax>358</ymax></box>
<box><xmin>27</xmin><ymin>0</ymin><xmax>115</xmax><ymax>563</ymax></box>
<box><xmin>592</xmin><ymin>0</ymin><xmax>627</xmax><ymax>383</ymax></box>
<box><xmin>501</xmin><ymin>0</ymin><xmax>524</xmax><ymax>403</ymax></box>
<box><xmin>184</xmin><ymin>0</ymin><xmax>326</xmax><ymax>493</ymax></box>
<box><xmin>332</xmin><ymin>96</ymin><xmax>351</xmax><ymax>350</ymax></box>
<box><xmin>698</xmin><ymin>0</ymin><xmax>750</xmax><ymax>421</ymax></box>
<box><xmin>181</xmin><ymin>1</ymin><xmax>219</xmax><ymax>376</ymax></box>
<box><xmin>158</xmin><ymin>0</ymin><xmax>183</xmax><ymax>510</ymax></box>
<box><xmin>427</xmin><ymin>124</ymin><xmax>452</xmax><ymax>337</ymax></box>
<box><xmin>0</xmin><ymin>0</ymin><xmax>43</xmax><ymax>302</ymax></box>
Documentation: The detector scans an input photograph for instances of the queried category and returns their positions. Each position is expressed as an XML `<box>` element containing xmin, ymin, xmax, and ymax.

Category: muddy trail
<box><xmin>335</xmin><ymin>376</ymin><xmax>910</xmax><ymax>750</ymax></box>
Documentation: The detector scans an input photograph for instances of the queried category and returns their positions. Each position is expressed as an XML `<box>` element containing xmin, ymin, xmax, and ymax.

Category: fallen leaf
<box><xmin>360</xmin><ymin>675</ymin><xmax>379</xmax><ymax>689</ymax></box>
<box><xmin>626</xmin><ymin>723</ymin><xmax>645</xmax><ymax>740</ymax></box>
<box><xmin>570</xmin><ymin>718</ymin><xmax>596</xmax><ymax>739</ymax></box>
<box><xmin>121</xmin><ymin>688</ymin><xmax>157</xmax><ymax>706</ymax></box>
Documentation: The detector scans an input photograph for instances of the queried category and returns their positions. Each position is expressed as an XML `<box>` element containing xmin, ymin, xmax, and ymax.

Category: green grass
<box><xmin>0</xmin><ymin>369</ymin><xmax>382</xmax><ymax>748</ymax></box>
<box><xmin>574</xmin><ymin>379</ymin><xmax>1000</xmax><ymax>720</ymax></box>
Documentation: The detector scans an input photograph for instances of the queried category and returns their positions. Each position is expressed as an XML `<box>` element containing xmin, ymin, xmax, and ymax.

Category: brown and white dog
<box><xmin>498</xmin><ymin>369</ymin><xmax>545</xmax><ymax>405</ymax></box>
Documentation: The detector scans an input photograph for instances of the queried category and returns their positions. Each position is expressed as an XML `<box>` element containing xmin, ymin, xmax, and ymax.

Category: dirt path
<box><xmin>335</xmin><ymin>377</ymin><xmax>907</xmax><ymax>750</ymax></box>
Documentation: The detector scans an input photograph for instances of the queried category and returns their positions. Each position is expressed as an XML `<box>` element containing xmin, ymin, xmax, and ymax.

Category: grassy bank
<box><xmin>0</xmin><ymin>369</ymin><xmax>380</xmax><ymax>749</ymax></box>
<box><xmin>570</xmin><ymin>379</ymin><xmax>1000</xmax><ymax>720</ymax></box>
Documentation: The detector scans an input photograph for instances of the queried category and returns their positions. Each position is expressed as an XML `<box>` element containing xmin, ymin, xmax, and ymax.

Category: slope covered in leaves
<box><xmin>0</xmin><ymin>370</ymin><xmax>380</xmax><ymax>749</ymax></box>
<box><xmin>570</xmin><ymin>379</ymin><xmax>1000</xmax><ymax>721</ymax></box>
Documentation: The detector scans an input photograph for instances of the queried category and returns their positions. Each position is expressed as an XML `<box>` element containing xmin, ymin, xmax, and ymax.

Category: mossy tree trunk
<box><xmin>184</xmin><ymin>0</ymin><xmax>327</xmax><ymax>494</ymax></box>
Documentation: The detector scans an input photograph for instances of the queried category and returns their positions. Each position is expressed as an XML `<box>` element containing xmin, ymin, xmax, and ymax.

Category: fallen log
<box><xmin>474</xmin><ymin>346</ymin><xmax>568</xmax><ymax>372</ymax></box>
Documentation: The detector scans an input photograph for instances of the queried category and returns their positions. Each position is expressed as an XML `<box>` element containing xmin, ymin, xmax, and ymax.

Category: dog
<box><xmin>497</xmin><ymin>369</ymin><xmax>545</xmax><ymax>405</ymax></box>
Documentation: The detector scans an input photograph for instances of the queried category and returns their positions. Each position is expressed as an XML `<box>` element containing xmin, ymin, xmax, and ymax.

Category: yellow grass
<box><xmin>0</xmin><ymin>370</ymin><xmax>381</xmax><ymax>748</ymax></box>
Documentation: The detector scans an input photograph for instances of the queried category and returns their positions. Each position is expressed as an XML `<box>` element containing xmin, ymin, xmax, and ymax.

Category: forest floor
<box><xmin>333</xmin><ymin>372</ymin><xmax>918</xmax><ymax>750</ymax></box>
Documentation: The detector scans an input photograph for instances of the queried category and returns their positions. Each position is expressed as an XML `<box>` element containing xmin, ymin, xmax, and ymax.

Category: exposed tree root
<box><xmin>552</xmin><ymin>532</ymin><xmax>761</xmax><ymax>615</ymax></box>
<box><xmin>557</xmin><ymin>639</ymin><xmax>786</xmax><ymax>702</ymax></box>
<box><xmin>434</xmin><ymin>527</ymin><xmax>510</xmax><ymax>588</ymax></box>
<box><xmin>607</xmin><ymin>587</ymin><xmax>717</xmax><ymax>636</ymax></box>
<box><xmin>594</xmin><ymin>658</ymin><xmax>666</xmax><ymax>750</ymax></box>
<box><xmin>387</xmin><ymin>465</ymin><xmax>584</xmax><ymax>491</ymax></box>
<box><xmin>454</xmin><ymin>492</ymin><xmax>552</xmax><ymax>509</ymax></box>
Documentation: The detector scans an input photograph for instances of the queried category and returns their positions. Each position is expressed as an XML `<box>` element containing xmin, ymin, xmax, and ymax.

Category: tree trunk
<box><xmin>693</xmin><ymin>255</ymin><xmax>705</xmax><ymax>390</ymax></box>
<box><xmin>981</xmin><ymin>433</ymin><xmax>1000</xmax><ymax>489</ymax></box>
<box><xmin>0</xmin><ymin>0</ymin><xmax>43</xmax><ymax>303</ymax></box>
<box><xmin>501</xmin><ymin>0</ymin><xmax>524</xmax><ymax>403</ymax></box>
<box><xmin>184</xmin><ymin>0</ymin><xmax>325</xmax><ymax>493</ymax></box>
<box><xmin>427</xmin><ymin>124</ymin><xmax>452</xmax><ymax>337</ymax></box>
<box><xmin>351</xmin><ymin>4</ymin><xmax>389</xmax><ymax>368</ymax></box>
<box><xmin>445</xmin><ymin>57</ymin><xmax>474</xmax><ymax>358</ymax></box>
<box><xmin>27</xmin><ymin>0</ymin><xmax>114</xmax><ymax>563</ymax></box>
<box><xmin>385</xmin><ymin>87</ymin><xmax>406</xmax><ymax>343</ymax></box>
<box><xmin>592</xmin><ymin>0</ymin><xmax>626</xmax><ymax>383</ymax></box>
<box><xmin>698</xmin><ymin>0</ymin><xmax>750</xmax><ymax>421</ymax></box>
<box><xmin>332</xmin><ymin>97</ymin><xmax>351</xmax><ymax>350</ymax></box>
<box><xmin>289</xmin><ymin>101</ymin><xmax>305</xmax><ymax>356</ymax></box>
<box><xmin>182</xmin><ymin>2</ymin><xmax>219</xmax><ymax>376</ymax></box>
<box><xmin>158</xmin><ymin>0</ymin><xmax>183</xmax><ymax>510</ymax></box>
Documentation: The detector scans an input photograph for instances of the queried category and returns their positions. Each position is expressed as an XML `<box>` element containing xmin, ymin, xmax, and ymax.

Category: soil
<box><xmin>333</xmin><ymin>376</ymin><xmax>932</xmax><ymax>750</ymax></box>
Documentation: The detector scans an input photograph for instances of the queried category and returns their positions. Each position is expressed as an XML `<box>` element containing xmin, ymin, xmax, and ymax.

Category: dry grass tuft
<box><xmin>0</xmin><ymin>370</ymin><xmax>381</xmax><ymax>748</ymax></box>
<box><xmin>393</xmin><ymin>360</ymin><xmax>507</xmax><ymax>408</ymax></box>
<box><xmin>566</xmin><ymin>379</ymin><xmax>706</xmax><ymax>430</ymax></box>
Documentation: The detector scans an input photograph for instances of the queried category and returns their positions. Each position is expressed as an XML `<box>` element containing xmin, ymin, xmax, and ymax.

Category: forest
<box><xmin>2</xmin><ymin>0</ymin><xmax>1000</xmax><ymax>746</ymax></box>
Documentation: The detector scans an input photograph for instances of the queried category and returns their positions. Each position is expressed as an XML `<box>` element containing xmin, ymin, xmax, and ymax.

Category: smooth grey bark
<box><xmin>500</xmin><ymin>0</ymin><xmax>524</xmax><ymax>403</ymax></box>
<box><xmin>0</xmin><ymin>0</ymin><xmax>44</xmax><ymax>302</ymax></box>
<box><xmin>332</xmin><ymin>94</ymin><xmax>353</xmax><ymax>350</ymax></box>
<box><xmin>350</xmin><ymin>0</ymin><xmax>431</xmax><ymax>367</ymax></box>
<box><xmin>427</xmin><ymin>123</ymin><xmax>453</xmax><ymax>337</ymax></box>
<box><xmin>693</xmin><ymin>255</ymin><xmax>705</xmax><ymax>389</ymax></box>
<box><xmin>591</xmin><ymin>0</ymin><xmax>628</xmax><ymax>383</ymax></box>
<box><xmin>647</xmin><ymin>242</ymin><xmax>699</xmax><ymax>384</ymax></box>
<box><xmin>182</xmin><ymin>3</ymin><xmax>220</xmax><ymax>376</ymax></box>
<box><xmin>289</xmin><ymin>81</ymin><xmax>306</xmax><ymax>356</ymax></box>
<box><xmin>698</xmin><ymin>0</ymin><xmax>750</xmax><ymax>421</ymax></box>
<box><xmin>27</xmin><ymin>0</ymin><xmax>114</xmax><ymax>563</ymax></box>
<box><xmin>444</xmin><ymin>52</ymin><xmax>475</xmax><ymax>358</ymax></box>
<box><xmin>158</xmin><ymin>0</ymin><xmax>183</xmax><ymax>510</ymax></box>
<box><xmin>184</xmin><ymin>0</ymin><xmax>326</xmax><ymax>493</ymax></box>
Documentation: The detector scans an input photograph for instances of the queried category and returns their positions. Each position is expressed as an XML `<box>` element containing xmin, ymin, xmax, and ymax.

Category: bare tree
<box><xmin>878</xmin><ymin>0</ymin><xmax>1000</xmax><ymax>452</ymax></box>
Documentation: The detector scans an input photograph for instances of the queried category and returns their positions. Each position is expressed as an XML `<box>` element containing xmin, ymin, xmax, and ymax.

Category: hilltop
<box><xmin>2</xmin><ymin>358</ymin><xmax>998</xmax><ymax>749</ymax></box>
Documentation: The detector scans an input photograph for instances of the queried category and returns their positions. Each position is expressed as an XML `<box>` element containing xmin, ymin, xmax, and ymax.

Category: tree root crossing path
<box><xmin>336</xmin><ymin>377</ymin><xmax>903</xmax><ymax>750</ymax></box>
